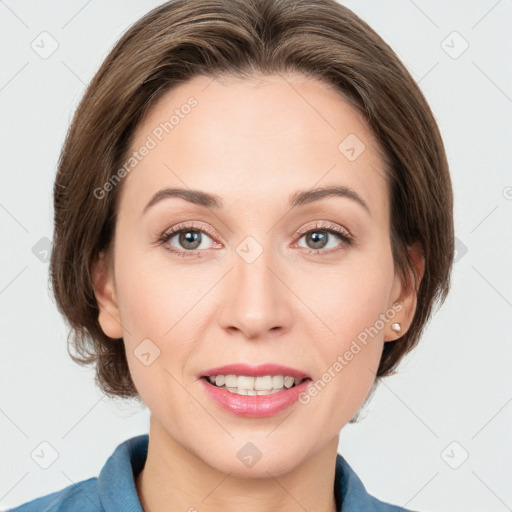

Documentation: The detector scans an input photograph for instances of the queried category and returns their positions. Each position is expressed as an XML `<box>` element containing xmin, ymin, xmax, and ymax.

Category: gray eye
<box><xmin>169</xmin><ymin>230</ymin><xmax>213</xmax><ymax>251</ymax></box>
<box><xmin>298</xmin><ymin>230</ymin><xmax>341</xmax><ymax>251</ymax></box>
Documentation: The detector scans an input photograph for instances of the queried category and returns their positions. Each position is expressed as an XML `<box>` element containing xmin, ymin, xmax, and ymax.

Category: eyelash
<box><xmin>156</xmin><ymin>221</ymin><xmax>354</xmax><ymax>258</ymax></box>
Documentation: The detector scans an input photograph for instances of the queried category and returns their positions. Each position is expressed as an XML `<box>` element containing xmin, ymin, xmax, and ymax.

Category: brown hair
<box><xmin>50</xmin><ymin>0</ymin><xmax>454</xmax><ymax>398</ymax></box>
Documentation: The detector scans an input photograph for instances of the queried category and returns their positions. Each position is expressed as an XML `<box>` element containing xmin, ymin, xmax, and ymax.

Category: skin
<box><xmin>92</xmin><ymin>72</ymin><xmax>423</xmax><ymax>512</ymax></box>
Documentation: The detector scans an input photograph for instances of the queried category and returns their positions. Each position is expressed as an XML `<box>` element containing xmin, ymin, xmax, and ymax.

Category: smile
<box><xmin>199</xmin><ymin>363</ymin><xmax>313</xmax><ymax>417</ymax></box>
<box><xmin>204</xmin><ymin>374</ymin><xmax>306</xmax><ymax>395</ymax></box>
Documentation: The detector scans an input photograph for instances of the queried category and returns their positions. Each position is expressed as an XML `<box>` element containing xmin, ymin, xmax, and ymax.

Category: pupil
<box><xmin>308</xmin><ymin>231</ymin><xmax>327</xmax><ymax>249</ymax></box>
<box><xmin>180</xmin><ymin>230</ymin><xmax>201</xmax><ymax>249</ymax></box>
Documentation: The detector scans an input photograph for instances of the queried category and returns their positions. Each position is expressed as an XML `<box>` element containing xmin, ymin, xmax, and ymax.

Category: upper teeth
<box><xmin>208</xmin><ymin>374</ymin><xmax>302</xmax><ymax>391</ymax></box>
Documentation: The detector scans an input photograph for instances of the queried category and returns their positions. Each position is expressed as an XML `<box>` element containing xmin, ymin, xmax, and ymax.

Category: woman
<box><xmin>8</xmin><ymin>0</ymin><xmax>453</xmax><ymax>510</ymax></box>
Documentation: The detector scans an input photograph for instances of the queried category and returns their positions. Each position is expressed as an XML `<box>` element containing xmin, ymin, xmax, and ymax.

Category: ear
<box><xmin>91</xmin><ymin>251</ymin><xmax>123</xmax><ymax>339</ymax></box>
<box><xmin>385</xmin><ymin>243</ymin><xmax>425</xmax><ymax>342</ymax></box>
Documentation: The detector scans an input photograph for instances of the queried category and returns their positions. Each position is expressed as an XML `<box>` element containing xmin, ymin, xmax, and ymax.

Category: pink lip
<box><xmin>199</xmin><ymin>363</ymin><xmax>311</xmax><ymax>380</ymax></box>
<box><xmin>199</xmin><ymin>377</ymin><xmax>311</xmax><ymax>418</ymax></box>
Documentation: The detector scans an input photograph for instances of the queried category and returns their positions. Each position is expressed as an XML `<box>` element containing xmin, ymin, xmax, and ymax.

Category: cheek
<box><xmin>114</xmin><ymin>240</ymin><xmax>206</xmax><ymax>339</ymax></box>
<box><xmin>112</xmin><ymin>241</ymin><xmax>219</xmax><ymax>403</ymax></box>
<box><xmin>115</xmin><ymin>256</ymin><xmax>201</xmax><ymax>415</ymax></box>
<box><xmin>293</xmin><ymin>249</ymin><xmax>393</xmax><ymax>410</ymax></box>
<box><xmin>295</xmin><ymin>247</ymin><xmax>394</xmax><ymax>344</ymax></box>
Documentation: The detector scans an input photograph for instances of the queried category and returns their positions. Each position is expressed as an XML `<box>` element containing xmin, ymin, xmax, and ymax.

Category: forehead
<box><xmin>121</xmin><ymin>72</ymin><xmax>388</xmax><ymax>216</ymax></box>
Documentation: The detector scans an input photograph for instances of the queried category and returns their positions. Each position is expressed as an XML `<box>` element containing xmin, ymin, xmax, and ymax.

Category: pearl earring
<box><xmin>391</xmin><ymin>323</ymin><xmax>402</xmax><ymax>333</ymax></box>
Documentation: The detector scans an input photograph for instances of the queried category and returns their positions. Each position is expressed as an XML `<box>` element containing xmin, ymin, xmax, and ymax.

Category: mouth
<box><xmin>201</xmin><ymin>374</ymin><xmax>310</xmax><ymax>395</ymax></box>
<box><xmin>199</xmin><ymin>363</ymin><xmax>312</xmax><ymax>397</ymax></box>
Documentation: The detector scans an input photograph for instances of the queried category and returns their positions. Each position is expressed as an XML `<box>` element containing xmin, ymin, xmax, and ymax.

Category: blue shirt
<box><xmin>7</xmin><ymin>434</ymin><xmax>416</xmax><ymax>511</ymax></box>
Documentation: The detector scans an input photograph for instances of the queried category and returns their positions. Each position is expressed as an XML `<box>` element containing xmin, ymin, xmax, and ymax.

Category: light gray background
<box><xmin>1</xmin><ymin>1</ymin><xmax>511</xmax><ymax>511</ymax></box>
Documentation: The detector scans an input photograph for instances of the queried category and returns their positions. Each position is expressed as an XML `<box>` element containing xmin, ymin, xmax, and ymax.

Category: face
<box><xmin>94</xmin><ymin>72</ymin><xmax>417</xmax><ymax>477</ymax></box>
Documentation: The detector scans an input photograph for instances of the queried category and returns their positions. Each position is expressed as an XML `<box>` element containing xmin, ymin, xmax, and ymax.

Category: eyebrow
<box><xmin>143</xmin><ymin>188</ymin><xmax>222</xmax><ymax>213</ymax></box>
<box><xmin>289</xmin><ymin>186</ymin><xmax>370</xmax><ymax>214</ymax></box>
<box><xmin>142</xmin><ymin>185</ymin><xmax>370</xmax><ymax>215</ymax></box>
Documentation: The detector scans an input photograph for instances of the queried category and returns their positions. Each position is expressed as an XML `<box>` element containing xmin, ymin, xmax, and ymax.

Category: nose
<box><xmin>217</xmin><ymin>243</ymin><xmax>294</xmax><ymax>340</ymax></box>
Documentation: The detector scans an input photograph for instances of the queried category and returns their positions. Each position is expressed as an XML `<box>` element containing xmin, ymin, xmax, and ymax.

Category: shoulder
<box><xmin>6</xmin><ymin>478</ymin><xmax>100</xmax><ymax>512</ymax></box>
<box><xmin>335</xmin><ymin>453</ymin><xmax>421</xmax><ymax>512</ymax></box>
<box><xmin>364</xmin><ymin>494</ymin><xmax>420</xmax><ymax>512</ymax></box>
<box><xmin>6</xmin><ymin>434</ymin><xmax>148</xmax><ymax>512</ymax></box>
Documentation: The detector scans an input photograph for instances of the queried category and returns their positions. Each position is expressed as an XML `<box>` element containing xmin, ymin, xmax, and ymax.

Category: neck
<box><xmin>136</xmin><ymin>416</ymin><xmax>339</xmax><ymax>512</ymax></box>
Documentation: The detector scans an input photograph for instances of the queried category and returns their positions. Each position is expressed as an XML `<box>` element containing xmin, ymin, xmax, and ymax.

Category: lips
<box><xmin>199</xmin><ymin>363</ymin><xmax>311</xmax><ymax>381</ymax></box>
<box><xmin>199</xmin><ymin>375</ymin><xmax>312</xmax><ymax>417</ymax></box>
<box><xmin>198</xmin><ymin>363</ymin><xmax>313</xmax><ymax>416</ymax></box>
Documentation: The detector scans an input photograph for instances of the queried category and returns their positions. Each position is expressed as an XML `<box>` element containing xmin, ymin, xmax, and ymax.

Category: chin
<box><xmin>199</xmin><ymin>437</ymin><xmax>311</xmax><ymax>478</ymax></box>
